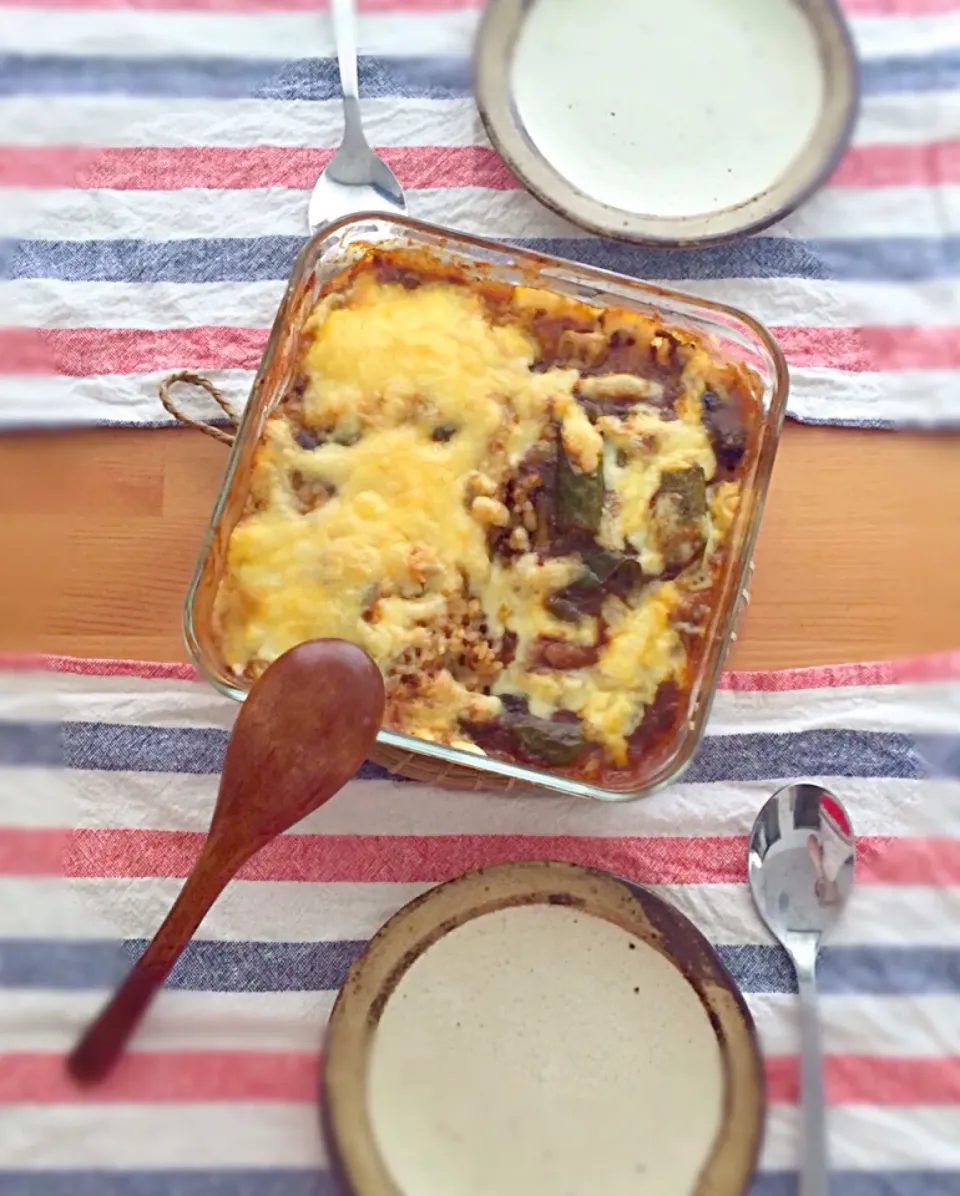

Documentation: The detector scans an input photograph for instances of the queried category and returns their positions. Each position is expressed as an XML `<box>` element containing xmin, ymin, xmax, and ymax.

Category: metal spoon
<box><xmin>747</xmin><ymin>783</ymin><xmax>855</xmax><ymax>1196</ymax></box>
<box><xmin>308</xmin><ymin>0</ymin><xmax>406</xmax><ymax>233</ymax></box>
<box><xmin>67</xmin><ymin>638</ymin><xmax>385</xmax><ymax>1085</ymax></box>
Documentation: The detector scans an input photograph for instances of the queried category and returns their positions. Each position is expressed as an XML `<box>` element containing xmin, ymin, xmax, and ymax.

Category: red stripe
<box><xmin>0</xmin><ymin>1050</ymin><xmax>319</xmax><ymax>1103</ymax></box>
<box><xmin>773</xmin><ymin>325</ymin><xmax>960</xmax><ymax>372</ymax></box>
<box><xmin>718</xmin><ymin>653</ymin><xmax>960</xmax><ymax>690</ymax></box>
<box><xmin>0</xmin><ymin>653</ymin><xmax>201</xmax><ymax>681</ymax></box>
<box><xmin>0</xmin><ymin>828</ymin><xmax>68</xmax><ymax>876</ymax></box>
<box><xmin>4</xmin><ymin>141</ymin><xmax>959</xmax><ymax>191</ymax></box>
<box><xmin>5</xmin><ymin>324</ymin><xmax>958</xmax><ymax>377</ymax></box>
<box><xmin>0</xmin><ymin>145</ymin><xmax>517</xmax><ymax>191</ymax></box>
<box><xmin>767</xmin><ymin>1055</ymin><xmax>960</xmax><ymax>1105</ymax></box>
<box><xmin>0</xmin><ymin>327</ymin><xmax>270</xmax><ymax>375</ymax></box>
<box><xmin>832</xmin><ymin>139</ymin><xmax>960</xmax><ymax>187</ymax></box>
<box><xmin>0</xmin><ymin>0</ymin><xmax>477</xmax><ymax>8</ymax></box>
<box><xmin>4</xmin><ymin>828</ymin><xmax>957</xmax><ymax>884</ymax></box>
<box><xmin>3</xmin><ymin>1050</ymin><xmax>958</xmax><ymax>1104</ymax></box>
<box><xmin>842</xmin><ymin>0</ymin><xmax>960</xmax><ymax>10</ymax></box>
<box><xmin>3</xmin><ymin>651</ymin><xmax>959</xmax><ymax>690</ymax></box>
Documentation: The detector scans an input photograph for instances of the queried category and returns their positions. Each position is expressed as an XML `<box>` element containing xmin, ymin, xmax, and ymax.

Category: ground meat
<box><xmin>438</xmin><ymin>594</ymin><xmax>501</xmax><ymax>683</ymax></box>
<box><xmin>375</xmin><ymin>590</ymin><xmax>507</xmax><ymax>718</ymax></box>
<box><xmin>487</xmin><ymin>439</ymin><xmax>558</xmax><ymax>559</ymax></box>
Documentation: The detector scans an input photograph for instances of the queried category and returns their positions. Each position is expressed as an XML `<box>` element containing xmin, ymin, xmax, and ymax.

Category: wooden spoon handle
<box><xmin>67</xmin><ymin>857</ymin><xmax>230</xmax><ymax>1085</ymax></box>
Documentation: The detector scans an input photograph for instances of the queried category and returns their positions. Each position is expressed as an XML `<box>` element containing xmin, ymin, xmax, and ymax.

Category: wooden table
<box><xmin>1</xmin><ymin>423</ymin><xmax>957</xmax><ymax>669</ymax></box>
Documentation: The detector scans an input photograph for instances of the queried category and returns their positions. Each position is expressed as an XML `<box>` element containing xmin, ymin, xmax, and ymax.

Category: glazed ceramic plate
<box><xmin>322</xmin><ymin>860</ymin><xmax>764</xmax><ymax>1196</ymax></box>
<box><xmin>475</xmin><ymin>0</ymin><xmax>859</xmax><ymax>247</ymax></box>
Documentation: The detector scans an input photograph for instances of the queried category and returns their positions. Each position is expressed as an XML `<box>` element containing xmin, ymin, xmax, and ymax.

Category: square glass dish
<box><xmin>184</xmin><ymin>212</ymin><xmax>788</xmax><ymax>801</ymax></box>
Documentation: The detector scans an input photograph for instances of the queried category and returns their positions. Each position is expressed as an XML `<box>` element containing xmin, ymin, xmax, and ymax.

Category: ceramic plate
<box><xmin>475</xmin><ymin>0</ymin><xmax>859</xmax><ymax>247</ymax></box>
<box><xmin>322</xmin><ymin>860</ymin><xmax>764</xmax><ymax>1196</ymax></box>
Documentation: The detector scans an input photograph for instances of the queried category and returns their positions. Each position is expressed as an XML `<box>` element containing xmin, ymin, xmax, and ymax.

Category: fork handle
<box><xmin>331</xmin><ymin>0</ymin><xmax>359</xmax><ymax>103</ymax></box>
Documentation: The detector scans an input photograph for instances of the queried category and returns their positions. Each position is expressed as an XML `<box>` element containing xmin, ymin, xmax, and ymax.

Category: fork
<box><xmin>307</xmin><ymin>0</ymin><xmax>407</xmax><ymax>232</ymax></box>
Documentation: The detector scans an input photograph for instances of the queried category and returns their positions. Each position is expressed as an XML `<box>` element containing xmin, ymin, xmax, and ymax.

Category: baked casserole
<box><xmin>212</xmin><ymin>246</ymin><xmax>762</xmax><ymax>787</ymax></box>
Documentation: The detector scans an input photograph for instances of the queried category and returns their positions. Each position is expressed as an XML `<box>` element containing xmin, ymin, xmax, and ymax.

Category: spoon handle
<box><xmin>66</xmin><ymin>856</ymin><xmax>230</xmax><ymax>1085</ymax></box>
<box><xmin>796</xmin><ymin>965</ymin><xmax>830</xmax><ymax>1196</ymax></box>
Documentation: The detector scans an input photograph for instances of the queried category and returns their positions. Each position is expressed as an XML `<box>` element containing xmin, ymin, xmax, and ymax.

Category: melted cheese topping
<box><xmin>493</xmin><ymin>581</ymin><xmax>684</xmax><ymax>754</ymax></box>
<box><xmin>214</xmin><ymin>262</ymin><xmax>751</xmax><ymax>769</ymax></box>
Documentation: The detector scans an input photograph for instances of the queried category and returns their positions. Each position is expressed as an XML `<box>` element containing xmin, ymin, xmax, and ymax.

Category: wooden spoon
<box><xmin>66</xmin><ymin>638</ymin><xmax>385</xmax><ymax>1086</ymax></box>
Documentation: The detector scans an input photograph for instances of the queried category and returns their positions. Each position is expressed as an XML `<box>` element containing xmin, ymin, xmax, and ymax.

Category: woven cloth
<box><xmin>1</xmin><ymin>652</ymin><xmax>959</xmax><ymax>1193</ymax></box>
<box><xmin>3</xmin><ymin>0</ymin><xmax>960</xmax><ymax>429</ymax></box>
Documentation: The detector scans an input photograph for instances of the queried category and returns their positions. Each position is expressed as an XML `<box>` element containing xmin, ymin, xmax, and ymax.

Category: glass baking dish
<box><xmin>183</xmin><ymin>212</ymin><xmax>788</xmax><ymax>802</ymax></box>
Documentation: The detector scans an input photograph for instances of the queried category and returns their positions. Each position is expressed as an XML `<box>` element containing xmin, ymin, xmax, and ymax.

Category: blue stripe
<box><xmin>0</xmin><ymin>49</ymin><xmax>957</xmax><ymax>99</ymax></box>
<box><xmin>7</xmin><ymin>236</ymin><xmax>959</xmax><ymax>285</ymax></box>
<box><xmin>0</xmin><ymin>54</ymin><xmax>471</xmax><ymax>99</ymax></box>
<box><xmin>2</xmin><ymin>939</ymin><xmax>956</xmax><ymax>995</ymax></box>
<box><xmin>529</xmin><ymin>237</ymin><xmax>960</xmax><ymax>284</ymax></box>
<box><xmin>756</xmin><ymin>1178</ymin><xmax>960</xmax><ymax>1196</ymax></box>
<box><xmin>1</xmin><ymin>1174</ymin><xmax>958</xmax><ymax>1196</ymax></box>
<box><xmin>0</xmin><ymin>1179</ymin><xmax>341</xmax><ymax>1196</ymax></box>
<box><xmin>0</xmin><ymin>720</ymin><xmax>928</xmax><ymax>781</ymax></box>
<box><xmin>0</xmin><ymin>720</ymin><xmax>60</xmax><ymax>766</ymax></box>
<box><xmin>862</xmin><ymin>49</ymin><xmax>960</xmax><ymax>95</ymax></box>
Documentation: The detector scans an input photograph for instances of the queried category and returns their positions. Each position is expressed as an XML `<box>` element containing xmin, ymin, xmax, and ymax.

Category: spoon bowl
<box><xmin>748</xmin><ymin>782</ymin><xmax>855</xmax><ymax>952</ymax></box>
<box><xmin>308</xmin><ymin>0</ymin><xmax>406</xmax><ymax>233</ymax></box>
<box><xmin>748</xmin><ymin>782</ymin><xmax>855</xmax><ymax>1196</ymax></box>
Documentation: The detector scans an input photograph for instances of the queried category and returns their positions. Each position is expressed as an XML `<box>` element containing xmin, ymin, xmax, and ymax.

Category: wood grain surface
<box><xmin>0</xmin><ymin>422</ymin><xmax>957</xmax><ymax>669</ymax></box>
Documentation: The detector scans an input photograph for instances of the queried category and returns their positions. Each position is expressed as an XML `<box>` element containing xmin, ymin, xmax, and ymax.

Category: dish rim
<box><xmin>182</xmin><ymin>210</ymin><xmax>790</xmax><ymax>802</ymax></box>
<box><xmin>320</xmin><ymin>858</ymin><xmax>766</xmax><ymax>1196</ymax></box>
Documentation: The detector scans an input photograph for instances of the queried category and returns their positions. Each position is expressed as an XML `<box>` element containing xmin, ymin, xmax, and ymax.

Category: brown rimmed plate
<box><xmin>321</xmin><ymin>860</ymin><xmax>764</xmax><ymax>1196</ymax></box>
<box><xmin>475</xmin><ymin>0</ymin><xmax>859</xmax><ymax>248</ymax></box>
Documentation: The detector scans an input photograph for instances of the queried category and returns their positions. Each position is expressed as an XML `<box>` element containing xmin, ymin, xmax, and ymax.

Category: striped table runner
<box><xmin>1</xmin><ymin>652</ymin><xmax>959</xmax><ymax>1194</ymax></box>
<box><xmin>3</xmin><ymin>0</ymin><xmax>960</xmax><ymax>429</ymax></box>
